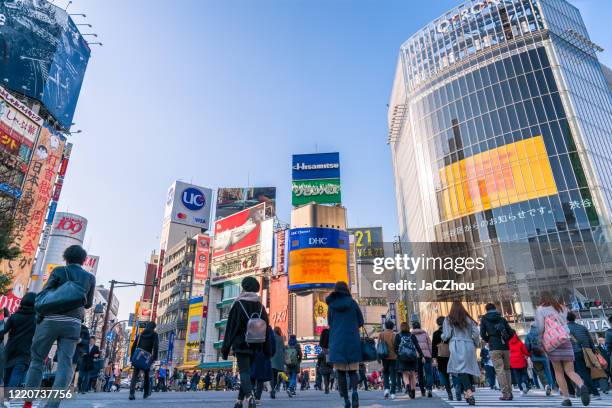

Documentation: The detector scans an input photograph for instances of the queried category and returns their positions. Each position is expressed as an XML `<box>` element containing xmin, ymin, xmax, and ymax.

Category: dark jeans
<box><xmin>511</xmin><ymin>367</ymin><xmax>530</xmax><ymax>390</ymax></box>
<box><xmin>452</xmin><ymin>374</ymin><xmax>473</xmax><ymax>399</ymax></box>
<box><xmin>337</xmin><ymin>370</ymin><xmax>358</xmax><ymax>400</ymax></box>
<box><xmin>157</xmin><ymin>377</ymin><xmax>166</xmax><ymax>391</ymax></box>
<box><xmin>271</xmin><ymin>368</ymin><xmax>280</xmax><ymax>391</ymax></box>
<box><xmin>382</xmin><ymin>359</ymin><xmax>397</xmax><ymax>394</ymax></box>
<box><xmin>251</xmin><ymin>378</ymin><xmax>264</xmax><ymax>399</ymax></box>
<box><xmin>574</xmin><ymin>352</ymin><xmax>599</xmax><ymax>396</ymax></box>
<box><xmin>78</xmin><ymin>370</ymin><xmax>90</xmax><ymax>392</ymax></box>
<box><xmin>5</xmin><ymin>363</ymin><xmax>28</xmax><ymax>387</ymax></box>
<box><xmin>437</xmin><ymin>367</ymin><xmax>451</xmax><ymax>394</ymax></box>
<box><xmin>130</xmin><ymin>368</ymin><xmax>150</xmax><ymax>396</ymax></box>
<box><xmin>484</xmin><ymin>365</ymin><xmax>496</xmax><ymax>389</ymax></box>
<box><xmin>417</xmin><ymin>357</ymin><xmax>433</xmax><ymax>391</ymax></box>
<box><xmin>236</xmin><ymin>353</ymin><xmax>255</xmax><ymax>400</ymax></box>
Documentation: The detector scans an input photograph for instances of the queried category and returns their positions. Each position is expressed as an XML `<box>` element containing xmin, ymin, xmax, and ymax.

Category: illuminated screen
<box><xmin>439</xmin><ymin>135</ymin><xmax>558</xmax><ymax>221</ymax></box>
<box><xmin>288</xmin><ymin>247</ymin><xmax>348</xmax><ymax>289</ymax></box>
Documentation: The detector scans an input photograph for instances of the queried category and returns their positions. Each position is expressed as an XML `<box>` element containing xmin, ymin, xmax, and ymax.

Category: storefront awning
<box><xmin>177</xmin><ymin>363</ymin><xmax>200</xmax><ymax>371</ymax></box>
<box><xmin>198</xmin><ymin>361</ymin><xmax>233</xmax><ymax>370</ymax></box>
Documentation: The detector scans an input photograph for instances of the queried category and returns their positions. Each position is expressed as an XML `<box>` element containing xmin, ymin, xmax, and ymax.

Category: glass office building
<box><xmin>388</xmin><ymin>0</ymin><xmax>612</xmax><ymax>328</ymax></box>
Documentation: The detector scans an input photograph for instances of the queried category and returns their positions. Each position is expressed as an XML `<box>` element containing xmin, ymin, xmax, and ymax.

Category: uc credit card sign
<box><xmin>292</xmin><ymin>152</ymin><xmax>340</xmax><ymax>180</ymax></box>
<box><xmin>288</xmin><ymin>228</ymin><xmax>349</xmax><ymax>290</ymax></box>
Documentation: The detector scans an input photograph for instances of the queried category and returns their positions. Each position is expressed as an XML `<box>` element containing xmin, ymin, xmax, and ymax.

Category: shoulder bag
<box><xmin>360</xmin><ymin>327</ymin><xmax>377</xmax><ymax>362</ymax></box>
<box><xmin>131</xmin><ymin>335</ymin><xmax>153</xmax><ymax>370</ymax></box>
<box><xmin>35</xmin><ymin>266</ymin><xmax>88</xmax><ymax>315</ymax></box>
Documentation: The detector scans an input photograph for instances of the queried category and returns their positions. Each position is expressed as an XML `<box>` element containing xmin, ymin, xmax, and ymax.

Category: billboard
<box><xmin>194</xmin><ymin>234</ymin><xmax>211</xmax><ymax>281</ymax></box>
<box><xmin>288</xmin><ymin>227</ymin><xmax>349</xmax><ymax>290</ymax></box>
<box><xmin>210</xmin><ymin>248</ymin><xmax>259</xmax><ymax>284</ymax></box>
<box><xmin>274</xmin><ymin>229</ymin><xmax>289</xmax><ymax>276</ymax></box>
<box><xmin>50</xmin><ymin>212</ymin><xmax>87</xmax><ymax>242</ymax></box>
<box><xmin>82</xmin><ymin>255</ymin><xmax>100</xmax><ymax>275</ymax></box>
<box><xmin>439</xmin><ymin>135</ymin><xmax>558</xmax><ymax>221</ymax></box>
<box><xmin>164</xmin><ymin>181</ymin><xmax>213</xmax><ymax>230</ymax></box>
<box><xmin>292</xmin><ymin>152</ymin><xmax>340</xmax><ymax>180</ymax></box>
<box><xmin>0</xmin><ymin>86</ymin><xmax>43</xmax><ymax>155</ymax></box>
<box><xmin>213</xmin><ymin>202</ymin><xmax>265</xmax><ymax>258</ymax></box>
<box><xmin>292</xmin><ymin>178</ymin><xmax>341</xmax><ymax>206</ymax></box>
<box><xmin>0</xmin><ymin>125</ymin><xmax>64</xmax><ymax>299</ymax></box>
<box><xmin>347</xmin><ymin>227</ymin><xmax>384</xmax><ymax>260</ymax></box>
<box><xmin>215</xmin><ymin>187</ymin><xmax>276</xmax><ymax>220</ymax></box>
<box><xmin>269</xmin><ymin>275</ymin><xmax>289</xmax><ymax>335</ymax></box>
<box><xmin>184</xmin><ymin>296</ymin><xmax>203</xmax><ymax>366</ymax></box>
<box><xmin>0</xmin><ymin>1</ymin><xmax>91</xmax><ymax>130</ymax></box>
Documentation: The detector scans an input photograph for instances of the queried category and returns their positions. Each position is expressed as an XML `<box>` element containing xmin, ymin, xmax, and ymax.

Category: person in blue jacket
<box><xmin>326</xmin><ymin>281</ymin><xmax>364</xmax><ymax>408</ymax></box>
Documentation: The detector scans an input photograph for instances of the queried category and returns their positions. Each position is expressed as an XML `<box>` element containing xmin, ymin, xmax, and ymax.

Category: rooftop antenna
<box><xmin>65</xmin><ymin>1</ymin><xmax>72</xmax><ymax>10</ymax></box>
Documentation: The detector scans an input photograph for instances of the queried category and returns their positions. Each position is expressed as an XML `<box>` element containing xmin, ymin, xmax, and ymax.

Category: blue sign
<box><xmin>292</xmin><ymin>152</ymin><xmax>340</xmax><ymax>180</ymax></box>
<box><xmin>0</xmin><ymin>1</ymin><xmax>91</xmax><ymax>130</ymax></box>
<box><xmin>289</xmin><ymin>227</ymin><xmax>349</xmax><ymax>250</ymax></box>
<box><xmin>106</xmin><ymin>331</ymin><xmax>115</xmax><ymax>341</ymax></box>
<box><xmin>46</xmin><ymin>201</ymin><xmax>58</xmax><ymax>224</ymax></box>
<box><xmin>0</xmin><ymin>183</ymin><xmax>22</xmax><ymax>199</ymax></box>
<box><xmin>181</xmin><ymin>187</ymin><xmax>206</xmax><ymax>211</ymax></box>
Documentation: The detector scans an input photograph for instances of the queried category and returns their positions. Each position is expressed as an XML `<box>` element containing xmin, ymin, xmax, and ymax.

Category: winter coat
<box><xmin>394</xmin><ymin>332</ymin><xmax>424</xmax><ymax>371</ymax></box>
<box><xmin>326</xmin><ymin>290</ymin><xmax>364</xmax><ymax>365</ymax></box>
<box><xmin>38</xmin><ymin>264</ymin><xmax>96</xmax><ymax>322</ymax></box>
<box><xmin>442</xmin><ymin>317</ymin><xmax>480</xmax><ymax>377</ymax></box>
<box><xmin>508</xmin><ymin>334</ymin><xmax>530</xmax><ymax>369</ymax></box>
<box><xmin>81</xmin><ymin>344</ymin><xmax>100</xmax><ymax>371</ymax></box>
<box><xmin>221</xmin><ymin>292</ymin><xmax>269</xmax><ymax>358</ymax></box>
<box><xmin>2</xmin><ymin>293</ymin><xmax>36</xmax><ymax>368</ymax></box>
<box><xmin>567</xmin><ymin>321</ymin><xmax>594</xmax><ymax>354</ymax></box>
<box><xmin>285</xmin><ymin>344</ymin><xmax>302</xmax><ymax>374</ymax></box>
<box><xmin>251</xmin><ymin>351</ymin><xmax>273</xmax><ymax>381</ymax></box>
<box><xmin>480</xmin><ymin>310</ymin><xmax>512</xmax><ymax>351</ymax></box>
<box><xmin>411</xmin><ymin>328</ymin><xmax>433</xmax><ymax>358</ymax></box>
<box><xmin>130</xmin><ymin>323</ymin><xmax>159</xmax><ymax>361</ymax></box>
<box><xmin>431</xmin><ymin>327</ymin><xmax>449</xmax><ymax>374</ymax></box>
<box><xmin>377</xmin><ymin>329</ymin><xmax>397</xmax><ymax>360</ymax></box>
<box><xmin>270</xmin><ymin>335</ymin><xmax>286</xmax><ymax>371</ymax></box>
<box><xmin>73</xmin><ymin>324</ymin><xmax>90</xmax><ymax>365</ymax></box>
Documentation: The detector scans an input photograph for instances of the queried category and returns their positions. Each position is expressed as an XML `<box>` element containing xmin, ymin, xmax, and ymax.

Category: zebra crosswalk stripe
<box><xmin>434</xmin><ymin>387</ymin><xmax>612</xmax><ymax>408</ymax></box>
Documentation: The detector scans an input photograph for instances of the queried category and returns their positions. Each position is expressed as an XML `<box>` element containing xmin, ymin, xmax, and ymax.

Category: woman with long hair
<box><xmin>536</xmin><ymin>291</ymin><xmax>589</xmax><ymax>407</ymax></box>
<box><xmin>270</xmin><ymin>326</ymin><xmax>286</xmax><ymax>398</ymax></box>
<box><xmin>432</xmin><ymin>315</ymin><xmax>452</xmax><ymax>400</ymax></box>
<box><xmin>394</xmin><ymin>322</ymin><xmax>424</xmax><ymax>399</ymax></box>
<box><xmin>441</xmin><ymin>301</ymin><xmax>480</xmax><ymax>405</ymax></box>
<box><xmin>326</xmin><ymin>281</ymin><xmax>364</xmax><ymax>408</ymax></box>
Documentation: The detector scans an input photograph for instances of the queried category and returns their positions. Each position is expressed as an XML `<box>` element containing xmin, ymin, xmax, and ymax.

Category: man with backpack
<box><xmin>23</xmin><ymin>245</ymin><xmax>96</xmax><ymax>408</ymax></box>
<box><xmin>221</xmin><ymin>276</ymin><xmax>269</xmax><ymax>408</ymax></box>
<box><xmin>480</xmin><ymin>303</ymin><xmax>514</xmax><ymax>401</ymax></box>
<box><xmin>525</xmin><ymin>322</ymin><xmax>553</xmax><ymax>396</ymax></box>
<box><xmin>284</xmin><ymin>334</ymin><xmax>302</xmax><ymax>396</ymax></box>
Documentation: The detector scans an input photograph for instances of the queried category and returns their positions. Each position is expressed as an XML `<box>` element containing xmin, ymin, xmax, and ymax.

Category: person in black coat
<box><xmin>78</xmin><ymin>336</ymin><xmax>100</xmax><ymax>393</ymax></box>
<box><xmin>394</xmin><ymin>322</ymin><xmax>424</xmax><ymax>399</ymax></box>
<box><xmin>221</xmin><ymin>276</ymin><xmax>269</xmax><ymax>408</ymax></box>
<box><xmin>432</xmin><ymin>316</ymin><xmax>452</xmax><ymax>400</ymax></box>
<box><xmin>2</xmin><ymin>292</ymin><xmax>36</xmax><ymax>387</ymax></box>
<box><xmin>318</xmin><ymin>328</ymin><xmax>333</xmax><ymax>394</ymax></box>
<box><xmin>129</xmin><ymin>322</ymin><xmax>159</xmax><ymax>400</ymax></box>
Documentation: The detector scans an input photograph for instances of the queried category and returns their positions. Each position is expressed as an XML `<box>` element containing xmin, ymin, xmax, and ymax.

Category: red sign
<box><xmin>0</xmin><ymin>127</ymin><xmax>21</xmax><ymax>155</ymax></box>
<box><xmin>269</xmin><ymin>275</ymin><xmax>289</xmax><ymax>336</ymax></box>
<box><xmin>213</xmin><ymin>202</ymin><xmax>265</xmax><ymax>257</ymax></box>
<box><xmin>194</xmin><ymin>234</ymin><xmax>211</xmax><ymax>281</ymax></box>
<box><xmin>0</xmin><ymin>292</ymin><xmax>22</xmax><ymax>314</ymax></box>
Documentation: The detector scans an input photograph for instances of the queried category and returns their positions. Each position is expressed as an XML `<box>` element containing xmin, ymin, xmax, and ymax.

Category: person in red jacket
<box><xmin>508</xmin><ymin>333</ymin><xmax>531</xmax><ymax>395</ymax></box>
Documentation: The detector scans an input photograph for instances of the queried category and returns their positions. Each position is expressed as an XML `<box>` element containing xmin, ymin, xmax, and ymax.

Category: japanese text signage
<box><xmin>194</xmin><ymin>235</ymin><xmax>211</xmax><ymax>281</ymax></box>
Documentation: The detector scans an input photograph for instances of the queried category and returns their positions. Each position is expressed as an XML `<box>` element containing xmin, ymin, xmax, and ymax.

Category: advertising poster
<box><xmin>164</xmin><ymin>181</ymin><xmax>213</xmax><ymax>230</ymax></box>
<box><xmin>213</xmin><ymin>203</ymin><xmax>265</xmax><ymax>257</ymax></box>
<box><xmin>439</xmin><ymin>135</ymin><xmax>558</xmax><ymax>220</ymax></box>
<box><xmin>347</xmin><ymin>227</ymin><xmax>384</xmax><ymax>260</ymax></box>
<box><xmin>184</xmin><ymin>297</ymin><xmax>203</xmax><ymax>366</ymax></box>
<box><xmin>216</xmin><ymin>187</ymin><xmax>276</xmax><ymax>220</ymax></box>
<box><xmin>274</xmin><ymin>229</ymin><xmax>289</xmax><ymax>276</ymax></box>
<box><xmin>194</xmin><ymin>235</ymin><xmax>211</xmax><ymax>281</ymax></box>
<box><xmin>82</xmin><ymin>255</ymin><xmax>100</xmax><ymax>275</ymax></box>
<box><xmin>292</xmin><ymin>178</ymin><xmax>341</xmax><ymax>206</ymax></box>
<box><xmin>288</xmin><ymin>227</ymin><xmax>349</xmax><ymax>290</ymax></box>
<box><xmin>0</xmin><ymin>1</ymin><xmax>91</xmax><ymax>129</ymax></box>
<box><xmin>269</xmin><ymin>275</ymin><xmax>289</xmax><ymax>335</ymax></box>
<box><xmin>0</xmin><ymin>126</ymin><xmax>64</xmax><ymax>303</ymax></box>
<box><xmin>138</xmin><ymin>301</ymin><xmax>152</xmax><ymax>322</ymax></box>
<box><xmin>313</xmin><ymin>296</ymin><xmax>328</xmax><ymax>335</ymax></box>
<box><xmin>292</xmin><ymin>152</ymin><xmax>340</xmax><ymax>180</ymax></box>
<box><xmin>210</xmin><ymin>249</ymin><xmax>259</xmax><ymax>284</ymax></box>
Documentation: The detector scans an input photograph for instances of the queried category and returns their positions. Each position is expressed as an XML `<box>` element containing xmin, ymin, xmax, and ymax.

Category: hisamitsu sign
<box><xmin>292</xmin><ymin>152</ymin><xmax>340</xmax><ymax>180</ymax></box>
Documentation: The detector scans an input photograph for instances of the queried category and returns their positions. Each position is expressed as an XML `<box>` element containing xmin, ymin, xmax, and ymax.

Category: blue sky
<box><xmin>57</xmin><ymin>0</ymin><xmax>612</xmax><ymax>319</ymax></box>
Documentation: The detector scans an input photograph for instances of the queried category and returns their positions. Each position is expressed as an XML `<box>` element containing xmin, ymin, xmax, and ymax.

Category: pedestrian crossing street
<box><xmin>434</xmin><ymin>388</ymin><xmax>612</xmax><ymax>407</ymax></box>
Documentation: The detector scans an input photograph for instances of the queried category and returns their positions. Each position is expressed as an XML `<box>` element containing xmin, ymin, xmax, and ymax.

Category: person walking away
<box><xmin>536</xmin><ymin>291</ymin><xmax>589</xmax><ymax>407</ymax></box>
<box><xmin>113</xmin><ymin>365</ymin><xmax>121</xmax><ymax>391</ymax></box>
<box><xmin>480</xmin><ymin>343</ymin><xmax>496</xmax><ymax>390</ymax></box>
<box><xmin>318</xmin><ymin>327</ymin><xmax>333</xmax><ymax>394</ymax></box>
<box><xmin>250</xmin><ymin>339</ymin><xmax>274</xmax><ymax>403</ymax></box>
<box><xmin>158</xmin><ymin>364</ymin><xmax>167</xmax><ymax>392</ymax></box>
<box><xmin>358</xmin><ymin>363</ymin><xmax>368</xmax><ymax>391</ymax></box>
<box><xmin>411</xmin><ymin>321</ymin><xmax>433</xmax><ymax>398</ymax></box>
<box><xmin>221</xmin><ymin>276</ymin><xmax>269</xmax><ymax>408</ymax></box>
<box><xmin>284</xmin><ymin>334</ymin><xmax>302</xmax><ymax>396</ymax></box>
<box><xmin>605</xmin><ymin>315</ymin><xmax>612</xmax><ymax>369</ymax></box>
<box><xmin>508</xmin><ymin>332</ymin><xmax>531</xmax><ymax>395</ymax></box>
<box><xmin>191</xmin><ymin>371</ymin><xmax>200</xmax><ymax>391</ymax></box>
<box><xmin>525</xmin><ymin>323</ymin><xmax>553</xmax><ymax>396</ymax></box>
<box><xmin>103</xmin><ymin>362</ymin><xmax>113</xmax><ymax>392</ymax></box>
<box><xmin>394</xmin><ymin>322</ymin><xmax>424</xmax><ymax>399</ymax></box>
<box><xmin>442</xmin><ymin>300</ymin><xmax>480</xmax><ymax>405</ymax></box>
<box><xmin>2</xmin><ymin>292</ymin><xmax>36</xmax><ymax>387</ymax></box>
<box><xmin>377</xmin><ymin>320</ymin><xmax>397</xmax><ymax>399</ymax></box>
<box><xmin>596</xmin><ymin>336</ymin><xmax>609</xmax><ymax>394</ymax></box>
<box><xmin>432</xmin><ymin>316</ymin><xmax>453</xmax><ymax>400</ymax></box>
<box><xmin>326</xmin><ymin>281</ymin><xmax>364</xmax><ymax>408</ymax></box>
<box><xmin>480</xmin><ymin>303</ymin><xmax>514</xmax><ymax>401</ymax></box>
<box><xmin>567</xmin><ymin>311</ymin><xmax>600</xmax><ymax>399</ymax></box>
<box><xmin>23</xmin><ymin>245</ymin><xmax>96</xmax><ymax>408</ymax></box>
<box><xmin>79</xmin><ymin>336</ymin><xmax>99</xmax><ymax>393</ymax></box>
<box><xmin>128</xmin><ymin>322</ymin><xmax>159</xmax><ymax>400</ymax></box>
<box><xmin>270</xmin><ymin>327</ymin><xmax>285</xmax><ymax>397</ymax></box>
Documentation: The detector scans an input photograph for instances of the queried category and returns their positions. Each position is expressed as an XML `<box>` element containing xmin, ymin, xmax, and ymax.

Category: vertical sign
<box><xmin>194</xmin><ymin>235</ymin><xmax>211</xmax><ymax>281</ymax></box>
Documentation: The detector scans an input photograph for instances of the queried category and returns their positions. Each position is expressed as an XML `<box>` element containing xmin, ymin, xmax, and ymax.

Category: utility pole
<box><xmin>99</xmin><ymin>280</ymin><xmax>115</xmax><ymax>353</ymax></box>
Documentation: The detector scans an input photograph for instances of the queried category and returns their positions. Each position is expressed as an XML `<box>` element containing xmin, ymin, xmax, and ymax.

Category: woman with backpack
<box><xmin>411</xmin><ymin>321</ymin><xmax>434</xmax><ymax>398</ymax></box>
<box><xmin>394</xmin><ymin>322</ymin><xmax>424</xmax><ymax>399</ymax></box>
<box><xmin>432</xmin><ymin>316</ymin><xmax>453</xmax><ymax>400</ymax></box>
<box><xmin>524</xmin><ymin>323</ymin><xmax>553</xmax><ymax>396</ymax></box>
<box><xmin>221</xmin><ymin>276</ymin><xmax>269</xmax><ymax>408</ymax></box>
<box><xmin>441</xmin><ymin>301</ymin><xmax>480</xmax><ymax>405</ymax></box>
<box><xmin>536</xmin><ymin>292</ymin><xmax>589</xmax><ymax>407</ymax></box>
<box><xmin>326</xmin><ymin>281</ymin><xmax>364</xmax><ymax>408</ymax></box>
<box><xmin>284</xmin><ymin>334</ymin><xmax>302</xmax><ymax>397</ymax></box>
<box><xmin>508</xmin><ymin>332</ymin><xmax>531</xmax><ymax>395</ymax></box>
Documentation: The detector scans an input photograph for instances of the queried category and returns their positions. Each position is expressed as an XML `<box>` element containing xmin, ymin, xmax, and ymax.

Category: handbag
<box><xmin>437</xmin><ymin>342</ymin><xmax>450</xmax><ymax>358</ymax></box>
<box><xmin>131</xmin><ymin>335</ymin><xmax>153</xmax><ymax>370</ymax></box>
<box><xmin>376</xmin><ymin>338</ymin><xmax>389</xmax><ymax>359</ymax></box>
<box><xmin>595</xmin><ymin>351</ymin><xmax>608</xmax><ymax>369</ymax></box>
<box><xmin>35</xmin><ymin>266</ymin><xmax>87</xmax><ymax>315</ymax></box>
<box><xmin>582</xmin><ymin>347</ymin><xmax>601</xmax><ymax>370</ymax></box>
<box><xmin>360</xmin><ymin>328</ymin><xmax>377</xmax><ymax>362</ymax></box>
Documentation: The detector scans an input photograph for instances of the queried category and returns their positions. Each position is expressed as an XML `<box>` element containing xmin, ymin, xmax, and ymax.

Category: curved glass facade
<box><xmin>389</xmin><ymin>0</ymin><xmax>612</xmax><ymax>327</ymax></box>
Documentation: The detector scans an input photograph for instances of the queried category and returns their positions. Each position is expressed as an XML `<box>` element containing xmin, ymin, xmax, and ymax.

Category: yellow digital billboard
<box><xmin>183</xmin><ymin>297</ymin><xmax>203</xmax><ymax>367</ymax></box>
<box><xmin>439</xmin><ymin>135</ymin><xmax>558</xmax><ymax>221</ymax></box>
<box><xmin>288</xmin><ymin>248</ymin><xmax>349</xmax><ymax>289</ymax></box>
